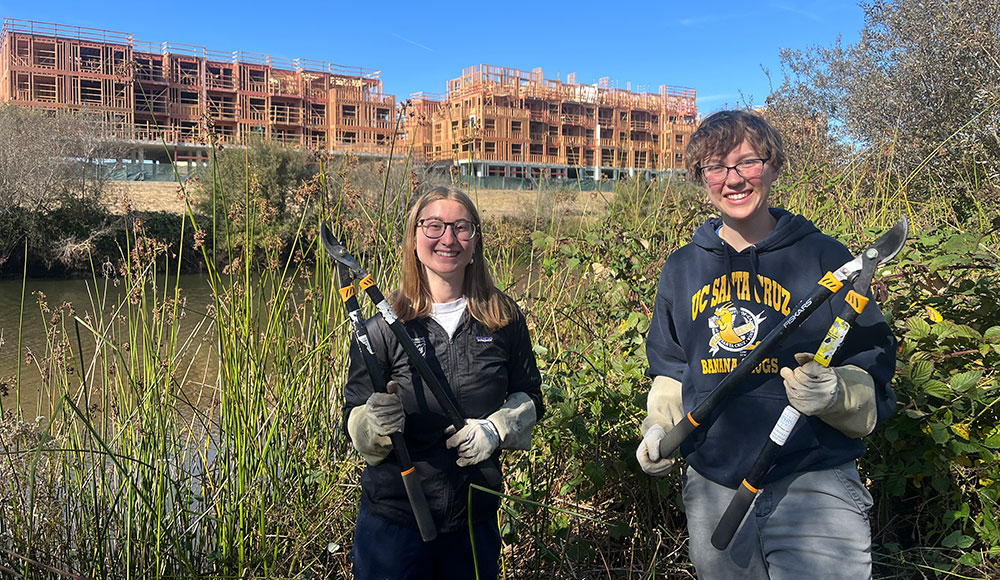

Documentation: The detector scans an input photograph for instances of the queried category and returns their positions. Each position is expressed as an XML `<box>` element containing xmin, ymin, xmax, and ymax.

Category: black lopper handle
<box><xmin>386</xmin><ymin>381</ymin><xmax>437</xmax><ymax>542</ymax></box>
<box><xmin>712</xmin><ymin>483</ymin><xmax>758</xmax><ymax>550</ymax></box>
<box><xmin>336</xmin><ymin>268</ymin><xmax>438</xmax><ymax>542</ymax></box>
<box><xmin>658</xmin><ymin>414</ymin><xmax>698</xmax><ymax>458</ymax></box>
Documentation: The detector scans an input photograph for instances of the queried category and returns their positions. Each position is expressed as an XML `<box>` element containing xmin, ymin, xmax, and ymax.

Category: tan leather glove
<box><xmin>348</xmin><ymin>405</ymin><xmax>394</xmax><ymax>465</ymax></box>
<box><xmin>446</xmin><ymin>419</ymin><xmax>501</xmax><ymax>467</ymax></box>
<box><xmin>636</xmin><ymin>375</ymin><xmax>684</xmax><ymax>476</ymax></box>
<box><xmin>780</xmin><ymin>352</ymin><xmax>877</xmax><ymax>438</ymax></box>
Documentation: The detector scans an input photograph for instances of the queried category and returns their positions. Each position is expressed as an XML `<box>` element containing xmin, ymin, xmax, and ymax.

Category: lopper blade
<box><xmin>867</xmin><ymin>215</ymin><xmax>909</xmax><ymax>267</ymax></box>
<box><xmin>320</xmin><ymin>222</ymin><xmax>366</xmax><ymax>277</ymax></box>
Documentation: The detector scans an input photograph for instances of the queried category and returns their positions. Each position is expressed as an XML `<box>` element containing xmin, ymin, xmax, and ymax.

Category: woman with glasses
<box><xmin>636</xmin><ymin>110</ymin><xmax>896</xmax><ymax>578</ymax></box>
<box><xmin>344</xmin><ymin>186</ymin><xmax>544</xmax><ymax>580</ymax></box>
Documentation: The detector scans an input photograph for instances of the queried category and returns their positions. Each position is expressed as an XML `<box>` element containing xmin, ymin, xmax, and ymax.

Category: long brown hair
<box><xmin>392</xmin><ymin>187</ymin><xmax>517</xmax><ymax>330</ymax></box>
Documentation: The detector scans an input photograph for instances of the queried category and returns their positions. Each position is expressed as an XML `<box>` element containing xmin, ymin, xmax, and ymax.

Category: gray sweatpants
<box><xmin>683</xmin><ymin>462</ymin><xmax>874</xmax><ymax>580</ymax></box>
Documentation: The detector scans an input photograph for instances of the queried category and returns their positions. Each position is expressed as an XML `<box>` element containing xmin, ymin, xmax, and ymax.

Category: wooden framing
<box><xmin>404</xmin><ymin>64</ymin><xmax>698</xmax><ymax>179</ymax></box>
<box><xmin>1</xmin><ymin>20</ymin><xmax>700</xmax><ymax>178</ymax></box>
<box><xmin>0</xmin><ymin>18</ymin><xmax>398</xmax><ymax>157</ymax></box>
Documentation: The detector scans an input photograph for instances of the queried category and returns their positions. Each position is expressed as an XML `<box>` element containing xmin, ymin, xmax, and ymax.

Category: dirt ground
<box><xmin>106</xmin><ymin>182</ymin><xmax>609</xmax><ymax>219</ymax></box>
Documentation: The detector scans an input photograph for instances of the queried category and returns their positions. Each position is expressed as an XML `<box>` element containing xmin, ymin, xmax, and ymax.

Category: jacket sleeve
<box><xmin>646</xmin><ymin>261</ymin><xmax>688</xmax><ymax>382</ymax></box>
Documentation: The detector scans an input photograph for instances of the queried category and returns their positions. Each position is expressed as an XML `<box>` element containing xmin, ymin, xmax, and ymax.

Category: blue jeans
<box><xmin>351</xmin><ymin>505</ymin><xmax>502</xmax><ymax>580</ymax></box>
<box><xmin>683</xmin><ymin>462</ymin><xmax>874</xmax><ymax>580</ymax></box>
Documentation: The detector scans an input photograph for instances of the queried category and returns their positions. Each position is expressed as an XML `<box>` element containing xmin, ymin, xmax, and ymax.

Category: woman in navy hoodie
<box><xmin>636</xmin><ymin>110</ymin><xmax>896</xmax><ymax>579</ymax></box>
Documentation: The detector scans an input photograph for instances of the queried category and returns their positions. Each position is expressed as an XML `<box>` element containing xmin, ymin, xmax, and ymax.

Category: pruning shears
<box><xmin>710</xmin><ymin>215</ymin><xmax>908</xmax><ymax>549</ymax></box>
<box><xmin>658</xmin><ymin>216</ymin><xmax>909</xmax><ymax>460</ymax></box>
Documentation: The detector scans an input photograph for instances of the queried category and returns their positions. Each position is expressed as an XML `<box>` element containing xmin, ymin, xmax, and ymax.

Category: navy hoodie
<box><xmin>646</xmin><ymin>209</ymin><xmax>897</xmax><ymax>488</ymax></box>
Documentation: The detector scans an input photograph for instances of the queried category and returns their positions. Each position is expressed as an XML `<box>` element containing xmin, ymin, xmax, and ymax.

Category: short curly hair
<box><xmin>685</xmin><ymin>110</ymin><xmax>786</xmax><ymax>180</ymax></box>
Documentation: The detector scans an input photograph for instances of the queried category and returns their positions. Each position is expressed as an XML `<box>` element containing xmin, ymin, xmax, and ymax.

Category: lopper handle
<box><xmin>400</xmin><ymin>463</ymin><xmax>436</xmax><ymax>541</ymax></box>
<box><xmin>712</xmin><ymin>482</ymin><xmax>758</xmax><ymax>550</ymax></box>
<box><xmin>390</xmin><ymin>377</ymin><xmax>437</xmax><ymax>541</ymax></box>
<box><xmin>658</xmin><ymin>414</ymin><xmax>698</xmax><ymax>458</ymax></box>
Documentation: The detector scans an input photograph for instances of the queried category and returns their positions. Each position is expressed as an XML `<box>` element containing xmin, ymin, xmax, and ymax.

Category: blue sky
<box><xmin>1</xmin><ymin>0</ymin><xmax>865</xmax><ymax>115</ymax></box>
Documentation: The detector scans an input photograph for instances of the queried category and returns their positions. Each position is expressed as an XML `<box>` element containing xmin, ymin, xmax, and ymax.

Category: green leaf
<box><xmin>930</xmin><ymin>422</ymin><xmax>951</xmax><ymax>444</ymax></box>
<box><xmin>636</xmin><ymin>313</ymin><xmax>650</xmax><ymax>334</ymax></box>
<box><xmin>958</xmin><ymin>552</ymin><xmax>983</xmax><ymax>567</ymax></box>
<box><xmin>909</xmin><ymin>360</ymin><xmax>934</xmax><ymax>385</ymax></box>
<box><xmin>609</xmin><ymin>521</ymin><xmax>632</xmax><ymax>541</ymax></box>
<box><xmin>983</xmin><ymin>429</ymin><xmax>1000</xmax><ymax>450</ymax></box>
<box><xmin>949</xmin><ymin>371</ymin><xmax>982</xmax><ymax>392</ymax></box>
<box><xmin>905</xmin><ymin>317</ymin><xmax>932</xmax><ymax>339</ymax></box>
<box><xmin>583</xmin><ymin>461</ymin><xmax>606</xmax><ymax>488</ymax></box>
<box><xmin>941</xmin><ymin>530</ymin><xmax>963</xmax><ymax>548</ymax></box>
<box><xmin>985</xmin><ymin>326</ymin><xmax>1000</xmax><ymax>343</ymax></box>
<box><xmin>922</xmin><ymin>379</ymin><xmax>950</xmax><ymax>399</ymax></box>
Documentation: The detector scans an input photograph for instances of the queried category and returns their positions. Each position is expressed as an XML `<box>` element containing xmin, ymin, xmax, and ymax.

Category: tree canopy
<box><xmin>768</xmin><ymin>0</ymin><xmax>1000</xmax><ymax>204</ymax></box>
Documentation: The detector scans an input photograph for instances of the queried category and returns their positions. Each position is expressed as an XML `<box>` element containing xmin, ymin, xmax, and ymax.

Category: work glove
<box><xmin>346</xmin><ymin>382</ymin><xmax>405</xmax><ymax>465</ymax></box>
<box><xmin>487</xmin><ymin>391</ymin><xmax>538</xmax><ymax>451</ymax></box>
<box><xmin>636</xmin><ymin>375</ymin><xmax>684</xmax><ymax>476</ymax></box>
<box><xmin>445</xmin><ymin>419</ymin><xmax>501</xmax><ymax>467</ymax></box>
<box><xmin>636</xmin><ymin>424</ymin><xmax>674</xmax><ymax>476</ymax></box>
<box><xmin>781</xmin><ymin>352</ymin><xmax>841</xmax><ymax>416</ymax></box>
<box><xmin>780</xmin><ymin>353</ymin><xmax>878</xmax><ymax>438</ymax></box>
<box><xmin>365</xmin><ymin>388</ymin><xmax>405</xmax><ymax>437</ymax></box>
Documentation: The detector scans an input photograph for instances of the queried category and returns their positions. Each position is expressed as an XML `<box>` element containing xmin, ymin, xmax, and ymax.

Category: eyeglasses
<box><xmin>700</xmin><ymin>158</ymin><xmax>769</xmax><ymax>185</ymax></box>
<box><xmin>417</xmin><ymin>218</ymin><xmax>478</xmax><ymax>241</ymax></box>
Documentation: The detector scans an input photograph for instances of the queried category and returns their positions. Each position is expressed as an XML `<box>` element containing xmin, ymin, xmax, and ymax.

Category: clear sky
<box><xmin>1</xmin><ymin>0</ymin><xmax>865</xmax><ymax>115</ymax></box>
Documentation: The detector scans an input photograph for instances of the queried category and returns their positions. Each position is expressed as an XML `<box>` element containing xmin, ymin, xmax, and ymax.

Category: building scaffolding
<box><xmin>0</xmin><ymin>18</ymin><xmax>399</xmax><ymax>165</ymax></box>
<box><xmin>404</xmin><ymin>64</ymin><xmax>698</xmax><ymax>181</ymax></box>
<box><xmin>1</xmin><ymin>20</ymin><xmax>700</xmax><ymax>179</ymax></box>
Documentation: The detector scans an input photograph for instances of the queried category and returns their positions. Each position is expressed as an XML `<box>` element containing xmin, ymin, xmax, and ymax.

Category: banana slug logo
<box><xmin>708</xmin><ymin>303</ymin><xmax>766</xmax><ymax>355</ymax></box>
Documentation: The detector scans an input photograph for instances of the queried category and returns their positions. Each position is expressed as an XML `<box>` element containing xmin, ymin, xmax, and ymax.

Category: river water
<box><xmin>0</xmin><ymin>274</ymin><xmax>220</xmax><ymax>418</ymax></box>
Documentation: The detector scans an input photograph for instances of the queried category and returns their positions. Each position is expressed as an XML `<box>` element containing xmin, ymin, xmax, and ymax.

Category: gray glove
<box><xmin>781</xmin><ymin>352</ymin><xmax>879</xmax><ymax>438</ymax></box>
<box><xmin>346</xmin><ymin>382</ymin><xmax>405</xmax><ymax>465</ymax></box>
<box><xmin>781</xmin><ymin>352</ymin><xmax>840</xmax><ymax>416</ymax></box>
<box><xmin>487</xmin><ymin>391</ymin><xmax>537</xmax><ymax>450</ymax></box>
<box><xmin>636</xmin><ymin>375</ymin><xmax>684</xmax><ymax>476</ymax></box>
<box><xmin>365</xmin><ymin>389</ymin><xmax>404</xmax><ymax>437</ymax></box>
<box><xmin>445</xmin><ymin>419</ymin><xmax>501</xmax><ymax>467</ymax></box>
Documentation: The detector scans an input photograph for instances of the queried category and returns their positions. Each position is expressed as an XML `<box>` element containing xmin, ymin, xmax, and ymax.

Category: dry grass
<box><xmin>106</xmin><ymin>182</ymin><xmax>611</xmax><ymax>219</ymax></box>
<box><xmin>104</xmin><ymin>181</ymin><xmax>187</xmax><ymax>214</ymax></box>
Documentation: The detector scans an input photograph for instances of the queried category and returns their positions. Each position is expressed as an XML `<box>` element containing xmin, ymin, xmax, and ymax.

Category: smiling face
<box><xmin>414</xmin><ymin>199</ymin><xmax>477</xmax><ymax>299</ymax></box>
<box><xmin>703</xmin><ymin>139</ymin><xmax>777</xmax><ymax>226</ymax></box>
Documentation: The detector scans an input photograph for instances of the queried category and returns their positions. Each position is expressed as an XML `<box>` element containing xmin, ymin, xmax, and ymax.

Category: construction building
<box><xmin>0</xmin><ymin>18</ymin><xmax>399</xmax><ymax>172</ymax></box>
<box><xmin>0</xmin><ymin>19</ymin><xmax>698</xmax><ymax>181</ymax></box>
<box><xmin>405</xmin><ymin>65</ymin><xmax>697</xmax><ymax>181</ymax></box>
